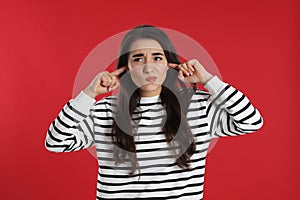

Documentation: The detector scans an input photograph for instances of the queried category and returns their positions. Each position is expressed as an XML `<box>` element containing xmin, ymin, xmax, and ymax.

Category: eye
<box><xmin>133</xmin><ymin>57</ymin><xmax>143</xmax><ymax>62</ymax></box>
<box><xmin>154</xmin><ymin>56</ymin><xmax>163</xmax><ymax>61</ymax></box>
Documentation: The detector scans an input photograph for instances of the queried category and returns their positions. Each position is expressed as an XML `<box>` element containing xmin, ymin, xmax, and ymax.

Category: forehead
<box><xmin>129</xmin><ymin>38</ymin><xmax>164</xmax><ymax>53</ymax></box>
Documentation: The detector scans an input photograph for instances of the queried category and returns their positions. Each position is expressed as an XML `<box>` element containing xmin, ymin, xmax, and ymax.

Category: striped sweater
<box><xmin>45</xmin><ymin>76</ymin><xmax>263</xmax><ymax>200</ymax></box>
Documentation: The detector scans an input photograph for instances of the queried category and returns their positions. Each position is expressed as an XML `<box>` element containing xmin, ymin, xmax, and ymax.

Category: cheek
<box><xmin>129</xmin><ymin>68</ymin><xmax>144</xmax><ymax>86</ymax></box>
<box><xmin>159</xmin><ymin>65</ymin><xmax>168</xmax><ymax>74</ymax></box>
<box><xmin>128</xmin><ymin>62</ymin><xmax>133</xmax><ymax>70</ymax></box>
<box><xmin>158</xmin><ymin>67</ymin><xmax>168</xmax><ymax>82</ymax></box>
<box><xmin>128</xmin><ymin>62</ymin><xmax>144</xmax><ymax>70</ymax></box>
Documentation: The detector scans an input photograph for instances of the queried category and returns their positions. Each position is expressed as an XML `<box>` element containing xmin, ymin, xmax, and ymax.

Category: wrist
<box><xmin>83</xmin><ymin>87</ymin><xmax>96</xmax><ymax>99</ymax></box>
<box><xmin>201</xmin><ymin>73</ymin><xmax>213</xmax><ymax>85</ymax></box>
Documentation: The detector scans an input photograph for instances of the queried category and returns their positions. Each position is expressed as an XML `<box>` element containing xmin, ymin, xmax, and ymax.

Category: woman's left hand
<box><xmin>168</xmin><ymin>59</ymin><xmax>213</xmax><ymax>85</ymax></box>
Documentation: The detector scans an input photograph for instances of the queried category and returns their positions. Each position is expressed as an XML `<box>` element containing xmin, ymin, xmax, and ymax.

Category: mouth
<box><xmin>145</xmin><ymin>76</ymin><xmax>157</xmax><ymax>83</ymax></box>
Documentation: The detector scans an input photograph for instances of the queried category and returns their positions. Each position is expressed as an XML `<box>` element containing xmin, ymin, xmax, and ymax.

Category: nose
<box><xmin>144</xmin><ymin>55</ymin><xmax>153</xmax><ymax>65</ymax></box>
<box><xmin>142</xmin><ymin>56</ymin><xmax>155</xmax><ymax>74</ymax></box>
<box><xmin>143</xmin><ymin>63</ymin><xmax>154</xmax><ymax>74</ymax></box>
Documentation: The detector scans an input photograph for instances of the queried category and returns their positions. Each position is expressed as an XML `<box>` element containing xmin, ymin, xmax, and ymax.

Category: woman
<box><xmin>45</xmin><ymin>25</ymin><xmax>263</xmax><ymax>199</ymax></box>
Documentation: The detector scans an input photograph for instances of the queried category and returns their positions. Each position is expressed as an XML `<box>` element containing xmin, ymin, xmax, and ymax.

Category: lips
<box><xmin>145</xmin><ymin>76</ymin><xmax>157</xmax><ymax>82</ymax></box>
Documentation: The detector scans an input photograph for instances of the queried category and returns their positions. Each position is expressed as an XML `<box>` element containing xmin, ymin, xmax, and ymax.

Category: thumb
<box><xmin>177</xmin><ymin>70</ymin><xmax>185</xmax><ymax>82</ymax></box>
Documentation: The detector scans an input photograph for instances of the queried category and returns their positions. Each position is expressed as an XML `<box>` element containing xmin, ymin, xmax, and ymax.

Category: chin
<box><xmin>139</xmin><ymin>84</ymin><xmax>162</xmax><ymax>95</ymax></box>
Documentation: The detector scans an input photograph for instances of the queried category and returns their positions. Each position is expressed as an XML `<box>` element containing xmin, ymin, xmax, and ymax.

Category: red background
<box><xmin>0</xmin><ymin>0</ymin><xmax>299</xmax><ymax>199</ymax></box>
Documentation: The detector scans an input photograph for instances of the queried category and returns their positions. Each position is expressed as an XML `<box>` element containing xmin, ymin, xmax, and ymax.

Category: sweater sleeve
<box><xmin>45</xmin><ymin>91</ymin><xmax>96</xmax><ymax>152</ymax></box>
<box><xmin>204</xmin><ymin>76</ymin><xmax>263</xmax><ymax>138</ymax></box>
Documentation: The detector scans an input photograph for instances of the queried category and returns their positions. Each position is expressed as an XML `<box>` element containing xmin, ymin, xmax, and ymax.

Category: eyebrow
<box><xmin>152</xmin><ymin>52</ymin><xmax>164</xmax><ymax>56</ymax></box>
<box><xmin>132</xmin><ymin>52</ymin><xmax>165</xmax><ymax>57</ymax></box>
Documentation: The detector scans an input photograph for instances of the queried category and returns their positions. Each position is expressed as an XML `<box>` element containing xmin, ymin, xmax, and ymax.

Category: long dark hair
<box><xmin>112</xmin><ymin>25</ymin><xmax>196</xmax><ymax>176</ymax></box>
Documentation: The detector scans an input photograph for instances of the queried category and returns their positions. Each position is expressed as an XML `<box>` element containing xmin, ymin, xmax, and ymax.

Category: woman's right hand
<box><xmin>83</xmin><ymin>66</ymin><xmax>127</xmax><ymax>98</ymax></box>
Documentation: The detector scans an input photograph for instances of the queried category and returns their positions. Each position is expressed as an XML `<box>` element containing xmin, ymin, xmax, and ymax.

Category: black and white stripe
<box><xmin>45</xmin><ymin>76</ymin><xmax>263</xmax><ymax>199</ymax></box>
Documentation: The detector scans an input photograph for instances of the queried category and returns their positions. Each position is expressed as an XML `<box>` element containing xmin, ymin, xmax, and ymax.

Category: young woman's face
<box><xmin>128</xmin><ymin>38</ymin><xmax>168</xmax><ymax>97</ymax></box>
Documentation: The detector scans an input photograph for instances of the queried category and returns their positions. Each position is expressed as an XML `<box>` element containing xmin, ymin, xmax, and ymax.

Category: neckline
<box><xmin>139</xmin><ymin>95</ymin><xmax>161</xmax><ymax>103</ymax></box>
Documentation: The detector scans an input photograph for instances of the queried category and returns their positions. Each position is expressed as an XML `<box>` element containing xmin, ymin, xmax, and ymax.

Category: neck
<box><xmin>139</xmin><ymin>86</ymin><xmax>162</xmax><ymax>97</ymax></box>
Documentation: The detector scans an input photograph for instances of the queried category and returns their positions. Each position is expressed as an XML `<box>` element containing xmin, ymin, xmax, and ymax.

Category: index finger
<box><xmin>167</xmin><ymin>63</ymin><xmax>179</xmax><ymax>69</ymax></box>
<box><xmin>111</xmin><ymin>66</ymin><xmax>128</xmax><ymax>76</ymax></box>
